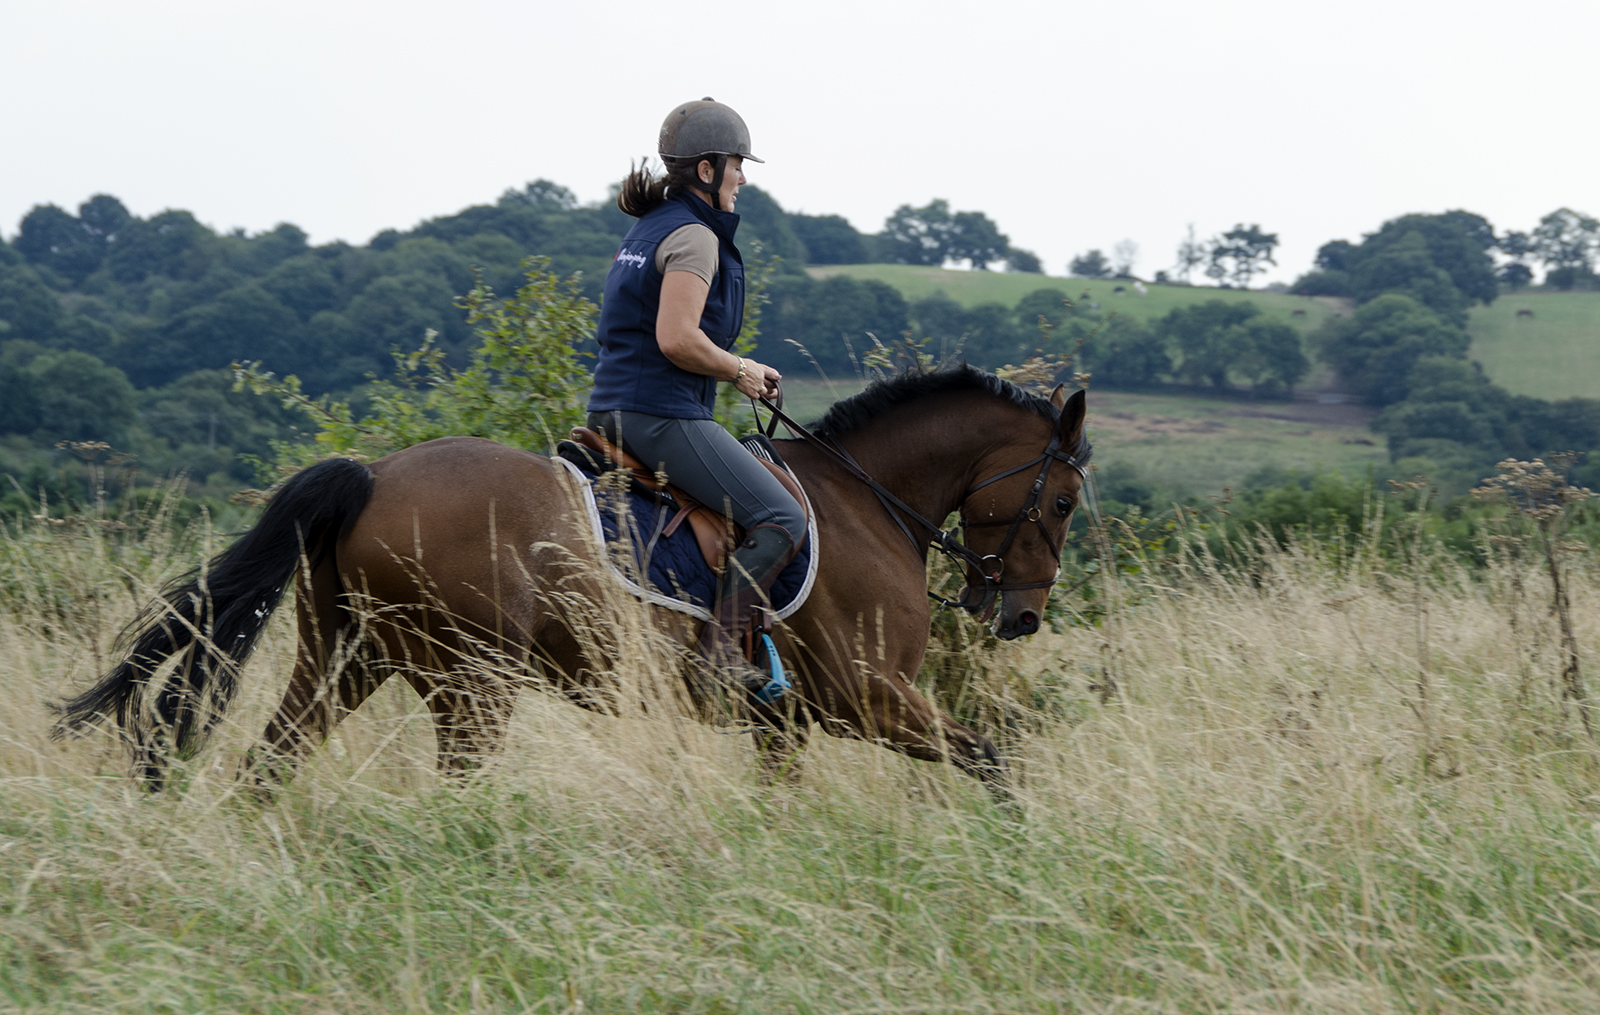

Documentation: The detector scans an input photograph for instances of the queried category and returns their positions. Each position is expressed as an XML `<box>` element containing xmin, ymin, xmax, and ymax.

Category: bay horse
<box><xmin>54</xmin><ymin>366</ymin><xmax>1090</xmax><ymax>800</ymax></box>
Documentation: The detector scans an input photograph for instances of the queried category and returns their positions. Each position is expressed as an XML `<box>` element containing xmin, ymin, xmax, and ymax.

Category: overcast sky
<box><xmin>3</xmin><ymin>0</ymin><xmax>1595</xmax><ymax>285</ymax></box>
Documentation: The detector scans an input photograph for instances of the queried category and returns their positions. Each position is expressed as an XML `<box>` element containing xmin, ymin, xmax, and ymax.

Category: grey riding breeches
<box><xmin>586</xmin><ymin>410</ymin><xmax>806</xmax><ymax>541</ymax></box>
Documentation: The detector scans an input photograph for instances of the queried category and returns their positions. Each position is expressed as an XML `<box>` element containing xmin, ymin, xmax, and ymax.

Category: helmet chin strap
<box><xmin>697</xmin><ymin>154</ymin><xmax>728</xmax><ymax>211</ymax></box>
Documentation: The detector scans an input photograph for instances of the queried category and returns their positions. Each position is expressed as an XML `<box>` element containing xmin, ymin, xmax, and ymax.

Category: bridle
<box><xmin>753</xmin><ymin>394</ymin><xmax>1087</xmax><ymax>615</ymax></box>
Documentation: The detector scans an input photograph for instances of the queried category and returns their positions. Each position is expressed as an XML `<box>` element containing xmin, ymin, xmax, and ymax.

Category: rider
<box><xmin>587</xmin><ymin>97</ymin><xmax>806</xmax><ymax>694</ymax></box>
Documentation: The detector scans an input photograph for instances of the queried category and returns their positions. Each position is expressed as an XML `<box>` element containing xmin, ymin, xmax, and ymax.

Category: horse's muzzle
<box><xmin>995</xmin><ymin>609</ymin><xmax>1040</xmax><ymax>640</ymax></box>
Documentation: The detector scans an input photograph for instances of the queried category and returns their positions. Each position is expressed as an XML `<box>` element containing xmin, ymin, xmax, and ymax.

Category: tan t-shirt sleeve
<box><xmin>654</xmin><ymin>223</ymin><xmax>719</xmax><ymax>285</ymax></box>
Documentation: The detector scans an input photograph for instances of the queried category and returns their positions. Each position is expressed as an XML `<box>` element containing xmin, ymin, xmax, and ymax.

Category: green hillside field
<box><xmin>805</xmin><ymin>264</ymin><xmax>1345</xmax><ymax>332</ymax></box>
<box><xmin>807</xmin><ymin>265</ymin><xmax>1600</xmax><ymax>404</ymax></box>
<box><xmin>777</xmin><ymin>379</ymin><xmax>1385</xmax><ymax>498</ymax></box>
<box><xmin>1466</xmin><ymin>290</ymin><xmax>1600</xmax><ymax>400</ymax></box>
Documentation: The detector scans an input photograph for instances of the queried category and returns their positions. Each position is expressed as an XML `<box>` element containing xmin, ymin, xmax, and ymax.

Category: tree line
<box><xmin>0</xmin><ymin>181</ymin><xmax>1042</xmax><ymax>510</ymax></box>
<box><xmin>1070</xmin><ymin>224</ymin><xmax>1282</xmax><ymax>291</ymax></box>
<box><xmin>3</xmin><ymin>174</ymin><xmax>1599</xmax><ymax>512</ymax></box>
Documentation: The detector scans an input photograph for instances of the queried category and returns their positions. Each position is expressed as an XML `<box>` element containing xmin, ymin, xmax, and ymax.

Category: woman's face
<box><xmin>698</xmin><ymin>156</ymin><xmax>745</xmax><ymax>210</ymax></box>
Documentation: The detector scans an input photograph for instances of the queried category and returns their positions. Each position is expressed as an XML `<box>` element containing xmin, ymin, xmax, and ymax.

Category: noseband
<box><xmin>755</xmin><ymin>396</ymin><xmax>1087</xmax><ymax>616</ymax></box>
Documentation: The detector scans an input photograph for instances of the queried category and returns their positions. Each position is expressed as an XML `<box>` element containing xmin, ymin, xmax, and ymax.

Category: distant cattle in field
<box><xmin>1292</xmin><ymin>309</ymin><xmax>1307</xmax><ymax>317</ymax></box>
<box><xmin>1516</xmin><ymin>308</ymin><xmax>1535</xmax><ymax>318</ymax></box>
<box><xmin>1113</xmin><ymin>285</ymin><xmax>1126</xmax><ymax>293</ymax></box>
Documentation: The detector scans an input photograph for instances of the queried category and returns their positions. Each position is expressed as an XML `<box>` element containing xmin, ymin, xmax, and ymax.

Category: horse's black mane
<box><xmin>808</xmin><ymin>363</ymin><xmax>1092</xmax><ymax>466</ymax></box>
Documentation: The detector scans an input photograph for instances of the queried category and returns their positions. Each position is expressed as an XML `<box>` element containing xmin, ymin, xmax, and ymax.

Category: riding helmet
<box><xmin>658</xmin><ymin>98</ymin><xmax>764</xmax><ymax>164</ymax></box>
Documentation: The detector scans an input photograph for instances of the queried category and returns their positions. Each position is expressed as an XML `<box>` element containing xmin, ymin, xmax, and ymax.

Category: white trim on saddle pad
<box><xmin>552</xmin><ymin>455</ymin><xmax>820</xmax><ymax>623</ymax></box>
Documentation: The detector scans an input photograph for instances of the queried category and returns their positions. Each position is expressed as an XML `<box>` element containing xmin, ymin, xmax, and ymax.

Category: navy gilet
<box><xmin>587</xmin><ymin>192</ymin><xmax>745</xmax><ymax>419</ymax></box>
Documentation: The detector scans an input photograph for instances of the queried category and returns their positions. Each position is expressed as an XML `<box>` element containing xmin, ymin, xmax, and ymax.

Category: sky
<box><xmin>3</xmin><ymin>0</ymin><xmax>1596</xmax><ymax>285</ymax></box>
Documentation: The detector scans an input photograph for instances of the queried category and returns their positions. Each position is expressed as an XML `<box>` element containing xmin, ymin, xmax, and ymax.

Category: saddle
<box><xmin>561</xmin><ymin>427</ymin><xmax>809</xmax><ymax>574</ymax></box>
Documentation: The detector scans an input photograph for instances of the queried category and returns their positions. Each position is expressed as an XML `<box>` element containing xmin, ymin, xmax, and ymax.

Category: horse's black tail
<box><xmin>53</xmin><ymin>457</ymin><xmax>374</xmax><ymax>786</ymax></box>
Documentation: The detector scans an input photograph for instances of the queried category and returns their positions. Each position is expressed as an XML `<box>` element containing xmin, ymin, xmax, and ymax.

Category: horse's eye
<box><xmin>1056</xmin><ymin>495</ymin><xmax>1073</xmax><ymax>516</ymax></box>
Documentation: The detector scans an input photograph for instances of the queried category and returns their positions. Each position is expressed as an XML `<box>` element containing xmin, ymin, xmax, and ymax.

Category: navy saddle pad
<box><xmin>555</xmin><ymin>434</ymin><xmax>813</xmax><ymax>614</ymax></box>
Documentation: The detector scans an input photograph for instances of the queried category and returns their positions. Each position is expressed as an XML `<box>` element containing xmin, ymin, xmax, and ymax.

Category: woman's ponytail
<box><xmin>616</xmin><ymin>157</ymin><xmax>704</xmax><ymax>218</ymax></box>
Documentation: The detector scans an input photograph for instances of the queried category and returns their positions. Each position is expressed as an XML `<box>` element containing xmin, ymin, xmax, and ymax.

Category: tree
<box><xmin>1005</xmin><ymin>248</ymin><xmax>1042</xmax><ymax>273</ymax></box>
<box><xmin>105</xmin><ymin>210</ymin><xmax>217</xmax><ymax>283</ymax></box>
<box><xmin>1356</xmin><ymin>212</ymin><xmax>1499</xmax><ymax>306</ymax></box>
<box><xmin>790</xmin><ymin>214</ymin><xmax>866</xmax><ymax>265</ymax></box>
<box><xmin>1172</xmin><ymin>224</ymin><xmax>1206</xmax><ymax>283</ymax></box>
<box><xmin>345</xmin><ymin>272</ymin><xmax>465</xmax><ymax>360</ymax></box>
<box><xmin>0</xmin><ymin>343</ymin><xmax>137</xmax><ymax>443</ymax></box>
<box><xmin>1532</xmin><ymin>208</ymin><xmax>1598</xmax><ymax>274</ymax></box>
<box><xmin>1239</xmin><ymin>320</ymin><xmax>1309</xmax><ymax>392</ymax></box>
<box><xmin>1314</xmin><ymin>293</ymin><xmax>1471</xmax><ymax>405</ymax></box>
<box><xmin>0</xmin><ymin>264</ymin><xmax>63</xmax><ymax>341</ymax></box>
<box><xmin>727</xmin><ymin>185</ymin><xmax>808</xmax><ymax>271</ymax></box>
<box><xmin>749</xmin><ymin>274</ymin><xmax>908</xmax><ymax>376</ymax></box>
<box><xmin>909</xmin><ymin>292</ymin><xmax>970</xmax><ymax>341</ymax></box>
<box><xmin>1075</xmin><ymin>316</ymin><xmax>1170</xmax><ymax>387</ymax></box>
<box><xmin>946</xmin><ymin>210</ymin><xmax>1009</xmax><ymax>270</ymax></box>
<box><xmin>1209</xmin><ymin>224</ymin><xmax>1278</xmax><ymax>289</ymax></box>
<box><xmin>882</xmin><ymin>200</ymin><xmax>954</xmax><ymax>266</ymax></box>
<box><xmin>1069</xmin><ymin>249</ymin><xmax>1111</xmax><ymax>278</ymax></box>
<box><xmin>139</xmin><ymin>369</ymin><xmax>304</xmax><ymax>480</ymax></box>
<box><xmin>1112</xmin><ymin>239</ymin><xmax>1139</xmax><ymax>279</ymax></box>
<box><xmin>1158</xmin><ymin>300</ymin><xmax>1259</xmax><ymax>387</ymax></box>
<box><xmin>1499</xmin><ymin>262</ymin><xmax>1534</xmax><ymax>288</ymax></box>
<box><xmin>1350</xmin><ymin>231</ymin><xmax>1469</xmax><ymax>326</ymax></box>
<box><xmin>499</xmin><ymin>178</ymin><xmax>578</xmax><ymax>211</ymax></box>
<box><xmin>16</xmin><ymin>204</ymin><xmax>104</xmax><ymax>282</ymax></box>
<box><xmin>1013</xmin><ymin>288</ymin><xmax>1073</xmax><ymax>333</ymax></box>
<box><xmin>233</xmin><ymin>223</ymin><xmax>310</xmax><ymax>275</ymax></box>
<box><xmin>259</xmin><ymin>254</ymin><xmax>341</xmax><ymax>322</ymax></box>
<box><xmin>1316</xmin><ymin>239</ymin><xmax>1357</xmax><ymax>271</ymax></box>
<box><xmin>154</xmin><ymin>285</ymin><xmax>308</xmax><ymax>384</ymax></box>
<box><xmin>809</xmin><ymin>276</ymin><xmax>911</xmax><ymax>362</ymax></box>
<box><xmin>1498</xmin><ymin>229</ymin><xmax>1535</xmax><ymax>266</ymax></box>
<box><xmin>1289</xmin><ymin>269</ymin><xmax>1354</xmax><ymax>297</ymax></box>
<box><xmin>78</xmin><ymin>194</ymin><xmax>132</xmax><ymax>241</ymax></box>
<box><xmin>958</xmin><ymin>302</ymin><xmax>1028</xmax><ymax>366</ymax></box>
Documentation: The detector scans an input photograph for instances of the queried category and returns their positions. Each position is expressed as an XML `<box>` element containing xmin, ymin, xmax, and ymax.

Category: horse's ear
<box><xmin>1056</xmin><ymin>388</ymin><xmax>1086</xmax><ymax>439</ymax></box>
<box><xmin>1048</xmin><ymin>383</ymin><xmax>1066</xmax><ymax>409</ymax></box>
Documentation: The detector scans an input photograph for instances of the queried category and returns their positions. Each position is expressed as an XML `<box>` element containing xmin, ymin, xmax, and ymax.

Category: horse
<box><xmin>53</xmin><ymin>366</ymin><xmax>1090</xmax><ymax>801</ymax></box>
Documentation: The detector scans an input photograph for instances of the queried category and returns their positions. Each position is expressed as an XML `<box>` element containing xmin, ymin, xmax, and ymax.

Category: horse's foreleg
<box><xmin>751</xmin><ymin>702</ymin><xmax>812</xmax><ymax>787</ymax></box>
<box><xmin>815</xmin><ymin>665</ymin><xmax>1013</xmax><ymax>805</ymax></box>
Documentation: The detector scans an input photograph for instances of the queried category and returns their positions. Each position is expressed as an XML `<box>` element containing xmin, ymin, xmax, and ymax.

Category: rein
<box><xmin>751</xmin><ymin>392</ymin><xmax>1087</xmax><ymax>614</ymax></box>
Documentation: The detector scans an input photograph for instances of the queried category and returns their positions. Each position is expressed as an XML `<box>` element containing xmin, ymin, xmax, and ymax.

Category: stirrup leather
<box><xmin>745</xmin><ymin>606</ymin><xmax>791</xmax><ymax>704</ymax></box>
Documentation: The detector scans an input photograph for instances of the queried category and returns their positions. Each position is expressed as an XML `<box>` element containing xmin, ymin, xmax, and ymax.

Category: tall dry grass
<box><xmin>4</xmin><ymin>499</ymin><xmax>1600</xmax><ymax>1014</ymax></box>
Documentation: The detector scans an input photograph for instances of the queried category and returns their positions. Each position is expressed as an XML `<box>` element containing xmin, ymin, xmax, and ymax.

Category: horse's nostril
<box><xmin>1018</xmin><ymin>611</ymin><xmax>1039</xmax><ymax>634</ymax></box>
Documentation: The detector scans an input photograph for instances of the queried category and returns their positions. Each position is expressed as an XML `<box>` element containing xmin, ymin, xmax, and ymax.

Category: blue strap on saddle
<box><xmin>754</xmin><ymin>633</ymin><xmax>791</xmax><ymax>704</ymax></box>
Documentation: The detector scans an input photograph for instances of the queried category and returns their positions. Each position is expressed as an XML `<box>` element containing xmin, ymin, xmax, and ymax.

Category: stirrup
<box><xmin>743</xmin><ymin>604</ymin><xmax>790</xmax><ymax>704</ymax></box>
<box><xmin>752</xmin><ymin>633</ymin><xmax>790</xmax><ymax>704</ymax></box>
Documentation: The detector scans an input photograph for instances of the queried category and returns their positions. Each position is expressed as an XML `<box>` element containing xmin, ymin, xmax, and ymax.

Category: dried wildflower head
<box><xmin>55</xmin><ymin>440</ymin><xmax>112</xmax><ymax>462</ymax></box>
<box><xmin>1472</xmin><ymin>455</ymin><xmax>1592</xmax><ymax>517</ymax></box>
<box><xmin>1388</xmin><ymin>476</ymin><xmax>1432</xmax><ymax>494</ymax></box>
<box><xmin>996</xmin><ymin>355</ymin><xmax>1075</xmax><ymax>394</ymax></box>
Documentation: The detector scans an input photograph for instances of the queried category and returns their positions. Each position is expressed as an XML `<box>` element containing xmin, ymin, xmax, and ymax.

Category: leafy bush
<box><xmin>1315</xmin><ymin>293</ymin><xmax>1469</xmax><ymax>405</ymax></box>
<box><xmin>1288</xmin><ymin>269</ymin><xmax>1353</xmax><ymax>297</ymax></box>
<box><xmin>1074</xmin><ymin>315</ymin><xmax>1170</xmax><ymax>387</ymax></box>
<box><xmin>1156</xmin><ymin>300</ymin><xmax>1308</xmax><ymax>391</ymax></box>
<box><xmin>238</xmin><ymin>259</ymin><xmax>596</xmax><ymax>474</ymax></box>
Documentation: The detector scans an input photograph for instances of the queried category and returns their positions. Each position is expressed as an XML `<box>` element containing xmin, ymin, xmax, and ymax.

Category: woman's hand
<box><xmin>731</xmin><ymin>357</ymin><xmax>781</xmax><ymax>400</ymax></box>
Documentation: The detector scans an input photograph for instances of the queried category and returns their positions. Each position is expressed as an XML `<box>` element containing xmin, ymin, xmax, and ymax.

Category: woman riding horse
<box><xmin>588</xmin><ymin>98</ymin><xmax>805</xmax><ymax>694</ymax></box>
<box><xmin>51</xmin><ymin>104</ymin><xmax>1091</xmax><ymax>800</ymax></box>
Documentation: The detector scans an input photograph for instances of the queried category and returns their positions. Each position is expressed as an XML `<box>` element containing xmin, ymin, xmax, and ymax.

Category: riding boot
<box><xmin>694</xmin><ymin>523</ymin><xmax>795</xmax><ymax>701</ymax></box>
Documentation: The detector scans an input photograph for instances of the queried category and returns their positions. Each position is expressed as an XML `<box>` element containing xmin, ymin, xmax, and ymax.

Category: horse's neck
<box><xmin>835</xmin><ymin>403</ymin><xmax>1001</xmax><ymax>526</ymax></box>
